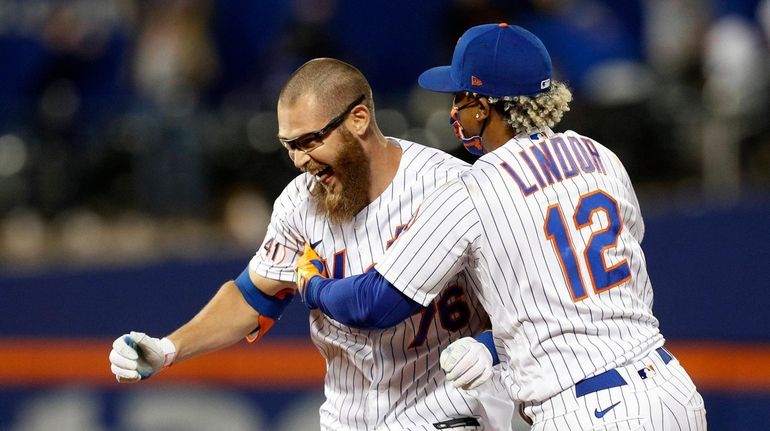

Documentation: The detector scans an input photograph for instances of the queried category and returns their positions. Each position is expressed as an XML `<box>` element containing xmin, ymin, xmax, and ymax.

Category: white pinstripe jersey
<box><xmin>249</xmin><ymin>139</ymin><xmax>514</xmax><ymax>430</ymax></box>
<box><xmin>376</xmin><ymin>129</ymin><xmax>664</xmax><ymax>403</ymax></box>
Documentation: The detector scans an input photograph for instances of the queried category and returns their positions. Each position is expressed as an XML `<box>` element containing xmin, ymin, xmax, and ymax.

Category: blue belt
<box><xmin>575</xmin><ymin>347</ymin><xmax>673</xmax><ymax>398</ymax></box>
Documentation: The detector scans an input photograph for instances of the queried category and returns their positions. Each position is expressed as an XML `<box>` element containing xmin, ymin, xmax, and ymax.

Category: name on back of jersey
<box><xmin>500</xmin><ymin>134</ymin><xmax>607</xmax><ymax>196</ymax></box>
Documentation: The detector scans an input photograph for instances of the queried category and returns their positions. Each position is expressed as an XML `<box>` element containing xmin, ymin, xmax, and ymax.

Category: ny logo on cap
<box><xmin>471</xmin><ymin>75</ymin><xmax>483</xmax><ymax>86</ymax></box>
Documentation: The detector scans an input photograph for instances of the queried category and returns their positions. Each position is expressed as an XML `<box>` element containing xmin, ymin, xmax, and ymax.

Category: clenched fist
<box><xmin>109</xmin><ymin>331</ymin><xmax>176</xmax><ymax>383</ymax></box>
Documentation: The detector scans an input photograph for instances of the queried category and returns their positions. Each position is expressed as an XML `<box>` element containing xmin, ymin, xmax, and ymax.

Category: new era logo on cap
<box><xmin>471</xmin><ymin>76</ymin><xmax>483</xmax><ymax>86</ymax></box>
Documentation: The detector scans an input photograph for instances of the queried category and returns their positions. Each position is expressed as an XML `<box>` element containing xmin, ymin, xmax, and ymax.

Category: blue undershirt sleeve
<box><xmin>474</xmin><ymin>330</ymin><xmax>500</xmax><ymax>365</ymax></box>
<box><xmin>303</xmin><ymin>268</ymin><xmax>424</xmax><ymax>329</ymax></box>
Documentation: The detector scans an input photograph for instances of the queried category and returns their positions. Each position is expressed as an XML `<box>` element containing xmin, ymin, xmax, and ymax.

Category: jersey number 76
<box><xmin>543</xmin><ymin>190</ymin><xmax>631</xmax><ymax>301</ymax></box>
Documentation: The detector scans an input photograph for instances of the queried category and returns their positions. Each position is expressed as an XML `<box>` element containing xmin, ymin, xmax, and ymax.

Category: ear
<box><xmin>476</xmin><ymin>97</ymin><xmax>492</xmax><ymax>121</ymax></box>
<box><xmin>348</xmin><ymin>104</ymin><xmax>371</xmax><ymax>136</ymax></box>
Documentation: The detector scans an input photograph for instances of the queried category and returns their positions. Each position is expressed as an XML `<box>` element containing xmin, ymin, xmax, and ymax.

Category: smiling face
<box><xmin>278</xmin><ymin>94</ymin><xmax>371</xmax><ymax>224</ymax></box>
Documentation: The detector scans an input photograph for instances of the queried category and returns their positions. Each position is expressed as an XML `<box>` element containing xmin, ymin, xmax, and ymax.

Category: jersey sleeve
<box><xmin>248</xmin><ymin>177</ymin><xmax>309</xmax><ymax>282</ymax></box>
<box><xmin>375</xmin><ymin>179</ymin><xmax>480</xmax><ymax>306</ymax></box>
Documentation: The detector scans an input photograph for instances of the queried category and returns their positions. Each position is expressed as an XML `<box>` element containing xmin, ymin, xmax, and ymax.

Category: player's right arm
<box><xmin>110</xmin><ymin>177</ymin><xmax>309</xmax><ymax>383</ymax></box>
<box><xmin>110</xmin><ymin>271</ymin><xmax>295</xmax><ymax>383</ymax></box>
<box><xmin>110</xmin><ymin>177</ymin><xmax>307</xmax><ymax>383</ymax></box>
<box><xmin>168</xmin><ymin>271</ymin><xmax>295</xmax><ymax>361</ymax></box>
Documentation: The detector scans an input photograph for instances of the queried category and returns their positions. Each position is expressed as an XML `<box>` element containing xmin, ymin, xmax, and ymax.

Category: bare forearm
<box><xmin>167</xmin><ymin>281</ymin><xmax>260</xmax><ymax>362</ymax></box>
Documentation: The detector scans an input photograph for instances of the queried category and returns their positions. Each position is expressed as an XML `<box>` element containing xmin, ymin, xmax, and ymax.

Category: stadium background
<box><xmin>1</xmin><ymin>0</ymin><xmax>769</xmax><ymax>429</ymax></box>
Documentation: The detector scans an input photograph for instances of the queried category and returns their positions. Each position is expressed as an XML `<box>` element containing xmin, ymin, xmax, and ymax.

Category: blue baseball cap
<box><xmin>418</xmin><ymin>23</ymin><xmax>552</xmax><ymax>98</ymax></box>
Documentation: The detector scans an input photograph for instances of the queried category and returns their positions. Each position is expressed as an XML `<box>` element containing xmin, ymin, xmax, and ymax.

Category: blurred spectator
<box><xmin>644</xmin><ymin>0</ymin><xmax>710</xmax><ymax>83</ymax></box>
<box><xmin>700</xmin><ymin>1</ymin><xmax>770</xmax><ymax>193</ymax></box>
<box><xmin>128</xmin><ymin>0</ymin><xmax>219</xmax><ymax>217</ymax></box>
<box><xmin>522</xmin><ymin>0</ymin><xmax>650</xmax><ymax>102</ymax></box>
<box><xmin>25</xmin><ymin>1</ymin><xmax>132</xmax><ymax>216</ymax></box>
<box><xmin>702</xmin><ymin>16</ymin><xmax>767</xmax><ymax>116</ymax></box>
<box><xmin>38</xmin><ymin>2</ymin><xmax>130</xmax><ymax>120</ymax></box>
<box><xmin>257</xmin><ymin>0</ymin><xmax>342</xmax><ymax>106</ymax></box>
<box><xmin>0</xmin><ymin>0</ymin><xmax>768</xmax><ymax>271</ymax></box>
<box><xmin>132</xmin><ymin>0</ymin><xmax>218</xmax><ymax>112</ymax></box>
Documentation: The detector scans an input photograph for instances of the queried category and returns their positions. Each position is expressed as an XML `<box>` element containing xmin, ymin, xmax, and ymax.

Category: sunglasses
<box><xmin>451</xmin><ymin>95</ymin><xmax>481</xmax><ymax>115</ymax></box>
<box><xmin>449</xmin><ymin>97</ymin><xmax>482</xmax><ymax>129</ymax></box>
<box><xmin>278</xmin><ymin>95</ymin><xmax>366</xmax><ymax>154</ymax></box>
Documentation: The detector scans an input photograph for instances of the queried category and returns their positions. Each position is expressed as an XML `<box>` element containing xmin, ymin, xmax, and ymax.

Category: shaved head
<box><xmin>278</xmin><ymin>58</ymin><xmax>375</xmax><ymax>117</ymax></box>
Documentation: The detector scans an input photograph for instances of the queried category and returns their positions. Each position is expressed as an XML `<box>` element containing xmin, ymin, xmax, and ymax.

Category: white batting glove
<box><xmin>109</xmin><ymin>331</ymin><xmax>176</xmax><ymax>383</ymax></box>
<box><xmin>440</xmin><ymin>337</ymin><xmax>494</xmax><ymax>390</ymax></box>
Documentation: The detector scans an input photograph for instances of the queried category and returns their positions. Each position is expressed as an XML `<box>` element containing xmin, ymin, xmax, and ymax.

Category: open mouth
<box><xmin>315</xmin><ymin>166</ymin><xmax>333</xmax><ymax>184</ymax></box>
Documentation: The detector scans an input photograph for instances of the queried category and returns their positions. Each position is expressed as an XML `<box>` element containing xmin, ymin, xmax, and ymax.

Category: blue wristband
<box><xmin>234</xmin><ymin>268</ymin><xmax>294</xmax><ymax>319</ymax></box>
<box><xmin>474</xmin><ymin>330</ymin><xmax>500</xmax><ymax>365</ymax></box>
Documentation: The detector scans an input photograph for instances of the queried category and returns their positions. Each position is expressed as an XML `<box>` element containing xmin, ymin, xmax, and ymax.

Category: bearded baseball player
<box><xmin>109</xmin><ymin>58</ymin><xmax>514</xmax><ymax>430</ymax></box>
<box><xmin>296</xmin><ymin>25</ymin><xmax>707</xmax><ymax>430</ymax></box>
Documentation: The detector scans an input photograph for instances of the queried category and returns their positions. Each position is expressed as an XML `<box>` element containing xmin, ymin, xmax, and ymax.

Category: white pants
<box><xmin>522</xmin><ymin>347</ymin><xmax>707</xmax><ymax>431</ymax></box>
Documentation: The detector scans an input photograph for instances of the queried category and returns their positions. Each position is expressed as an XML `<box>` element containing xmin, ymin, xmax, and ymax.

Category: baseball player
<box><xmin>296</xmin><ymin>25</ymin><xmax>708</xmax><ymax>430</ymax></box>
<box><xmin>109</xmin><ymin>58</ymin><xmax>514</xmax><ymax>430</ymax></box>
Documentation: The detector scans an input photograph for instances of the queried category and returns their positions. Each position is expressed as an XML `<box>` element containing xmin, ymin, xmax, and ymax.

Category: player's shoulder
<box><xmin>271</xmin><ymin>173</ymin><xmax>315</xmax><ymax>217</ymax></box>
<box><xmin>560</xmin><ymin>129</ymin><xmax>615</xmax><ymax>157</ymax></box>
<box><xmin>559</xmin><ymin>129</ymin><xmax>627</xmax><ymax>173</ymax></box>
<box><xmin>391</xmin><ymin>137</ymin><xmax>470</xmax><ymax>177</ymax></box>
<box><xmin>463</xmin><ymin>149</ymin><xmax>506</xmax><ymax>182</ymax></box>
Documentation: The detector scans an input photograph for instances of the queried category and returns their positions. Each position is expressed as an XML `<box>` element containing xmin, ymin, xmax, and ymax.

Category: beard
<box><xmin>309</xmin><ymin>127</ymin><xmax>371</xmax><ymax>224</ymax></box>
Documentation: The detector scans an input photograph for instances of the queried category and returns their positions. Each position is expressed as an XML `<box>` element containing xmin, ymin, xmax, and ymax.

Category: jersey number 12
<box><xmin>543</xmin><ymin>190</ymin><xmax>631</xmax><ymax>301</ymax></box>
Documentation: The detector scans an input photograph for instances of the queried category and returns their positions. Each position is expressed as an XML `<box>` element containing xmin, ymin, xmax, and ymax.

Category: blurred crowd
<box><xmin>0</xmin><ymin>0</ymin><xmax>768</xmax><ymax>270</ymax></box>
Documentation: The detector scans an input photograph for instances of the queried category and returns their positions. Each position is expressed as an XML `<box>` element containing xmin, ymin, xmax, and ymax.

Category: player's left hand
<box><xmin>296</xmin><ymin>242</ymin><xmax>328</xmax><ymax>294</ymax></box>
<box><xmin>440</xmin><ymin>337</ymin><xmax>493</xmax><ymax>390</ymax></box>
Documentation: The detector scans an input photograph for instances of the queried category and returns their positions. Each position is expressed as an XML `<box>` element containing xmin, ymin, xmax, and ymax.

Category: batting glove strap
<box><xmin>159</xmin><ymin>337</ymin><xmax>177</xmax><ymax>367</ymax></box>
